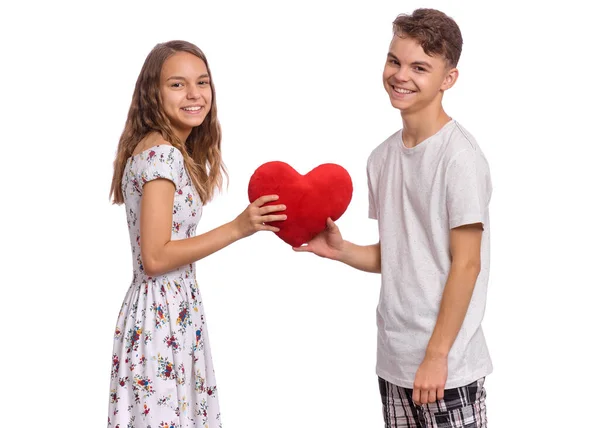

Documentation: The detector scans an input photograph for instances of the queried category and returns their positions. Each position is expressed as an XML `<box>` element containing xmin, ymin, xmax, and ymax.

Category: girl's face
<box><xmin>159</xmin><ymin>51</ymin><xmax>212</xmax><ymax>141</ymax></box>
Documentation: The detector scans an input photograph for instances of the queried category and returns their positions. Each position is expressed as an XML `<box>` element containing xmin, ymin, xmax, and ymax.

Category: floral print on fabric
<box><xmin>108</xmin><ymin>145</ymin><xmax>221</xmax><ymax>428</ymax></box>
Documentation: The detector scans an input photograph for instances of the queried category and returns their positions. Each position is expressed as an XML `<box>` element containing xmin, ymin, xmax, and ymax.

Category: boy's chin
<box><xmin>389</xmin><ymin>98</ymin><xmax>412</xmax><ymax>112</ymax></box>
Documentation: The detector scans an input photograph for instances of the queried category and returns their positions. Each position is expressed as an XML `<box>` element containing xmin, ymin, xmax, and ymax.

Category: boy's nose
<box><xmin>394</xmin><ymin>67</ymin><xmax>410</xmax><ymax>81</ymax></box>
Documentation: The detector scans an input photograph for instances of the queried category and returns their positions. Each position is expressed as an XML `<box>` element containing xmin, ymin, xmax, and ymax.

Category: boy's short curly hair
<box><xmin>393</xmin><ymin>8</ymin><xmax>463</xmax><ymax>67</ymax></box>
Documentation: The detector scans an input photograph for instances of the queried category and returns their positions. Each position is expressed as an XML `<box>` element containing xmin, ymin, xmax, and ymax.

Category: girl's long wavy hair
<box><xmin>110</xmin><ymin>40</ymin><xmax>226</xmax><ymax>205</ymax></box>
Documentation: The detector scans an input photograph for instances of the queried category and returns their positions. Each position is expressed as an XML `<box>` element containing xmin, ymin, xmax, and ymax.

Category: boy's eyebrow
<box><xmin>167</xmin><ymin>74</ymin><xmax>210</xmax><ymax>80</ymax></box>
<box><xmin>412</xmin><ymin>61</ymin><xmax>432</xmax><ymax>68</ymax></box>
<box><xmin>386</xmin><ymin>54</ymin><xmax>432</xmax><ymax>69</ymax></box>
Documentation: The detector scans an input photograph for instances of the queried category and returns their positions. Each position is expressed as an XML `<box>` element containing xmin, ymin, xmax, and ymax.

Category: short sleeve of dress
<box><xmin>137</xmin><ymin>145</ymin><xmax>184</xmax><ymax>190</ymax></box>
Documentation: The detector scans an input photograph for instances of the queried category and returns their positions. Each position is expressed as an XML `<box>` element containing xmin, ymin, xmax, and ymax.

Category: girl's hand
<box><xmin>233</xmin><ymin>195</ymin><xmax>287</xmax><ymax>239</ymax></box>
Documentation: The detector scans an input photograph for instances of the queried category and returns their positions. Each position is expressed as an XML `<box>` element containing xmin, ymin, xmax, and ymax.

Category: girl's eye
<box><xmin>171</xmin><ymin>83</ymin><xmax>183</xmax><ymax>88</ymax></box>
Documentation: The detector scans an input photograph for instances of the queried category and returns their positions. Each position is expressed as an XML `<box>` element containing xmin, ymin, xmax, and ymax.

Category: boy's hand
<box><xmin>293</xmin><ymin>217</ymin><xmax>344</xmax><ymax>260</ymax></box>
<box><xmin>412</xmin><ymin>354</ymin><xmax>448</xmax><ymax>406</ymax></box>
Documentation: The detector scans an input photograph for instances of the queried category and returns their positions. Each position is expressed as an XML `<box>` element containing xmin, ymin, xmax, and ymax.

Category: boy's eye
<box><xmin>389</xmin><ymin>59</ymin><xmax>400</xmax><ymax>65</ymax></box>
<box><xmin>414</xmin><ymin>66</ymin><xmax>426</xmax><ymax>72</ymax></box>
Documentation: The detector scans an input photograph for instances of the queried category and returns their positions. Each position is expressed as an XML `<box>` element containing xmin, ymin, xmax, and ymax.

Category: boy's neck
<box><xmin>400</xmin><ymin>105</ymin><xmax>452</xmax><ymax>149</ymax></box>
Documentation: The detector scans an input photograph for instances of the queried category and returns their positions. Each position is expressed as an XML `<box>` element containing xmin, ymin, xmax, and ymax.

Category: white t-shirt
<box><xmin>367</xmin><ymin>120</ymin><xmax>493</xmax><ymax>389</ymax></box>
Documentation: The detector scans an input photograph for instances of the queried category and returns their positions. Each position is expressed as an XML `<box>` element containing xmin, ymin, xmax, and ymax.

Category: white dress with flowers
<box><xmin>108</xmin><ymin>145</ymin><xmax>221</xmax><ymax>428</ymax></box>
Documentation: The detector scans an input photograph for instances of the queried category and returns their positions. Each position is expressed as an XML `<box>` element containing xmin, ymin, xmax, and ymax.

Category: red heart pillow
<box><xmin>248</xmin><ymin>161</ymin><xmax>353</xmax><ymax>247</ymax></box>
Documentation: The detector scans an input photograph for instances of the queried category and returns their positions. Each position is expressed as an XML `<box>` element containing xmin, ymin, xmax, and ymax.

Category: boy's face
<box><xmin>383</xmin><ymin>35</ymin><xmax>458</xmax><ymax>114</ymax></box>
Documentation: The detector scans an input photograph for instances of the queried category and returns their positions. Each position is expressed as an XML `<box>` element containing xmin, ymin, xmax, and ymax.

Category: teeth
<box><xmin>394</xmin><ymin>87</ymin><xmax>414</xmax><ymax>94</ymax></box>
<box><xmin>183</xmin><ymin>106</ymin><xmax>202</xmax><ymax>111</ymax></box>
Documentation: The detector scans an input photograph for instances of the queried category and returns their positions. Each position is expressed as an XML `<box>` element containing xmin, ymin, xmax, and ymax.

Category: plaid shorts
<box><xmin>378</xmin><ymin>376</ymin><xmax>487</xmax><ymax>428</ymax></box>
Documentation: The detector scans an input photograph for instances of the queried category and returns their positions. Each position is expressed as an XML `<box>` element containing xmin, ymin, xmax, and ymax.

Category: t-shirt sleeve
<box><xmin>138</xmin><ymin>146</ymin><xmax>183</xmax><ymax>190</ymax></box>
<box><xmin>446</xmin><ymin>149</ymin><xmax>492</xmax><ymax>229</ymax></box>
<box><xmin>367</xmin><ymin>163</ymin><xmax>378</xmax><ymax>220</ymax></box>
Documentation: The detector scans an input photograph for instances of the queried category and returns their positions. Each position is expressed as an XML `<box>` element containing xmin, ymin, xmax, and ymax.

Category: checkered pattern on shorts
<box><xmin>378</xmin><ymin>377</ymin><xmax>487</xmax><ymax>428</ymax></box>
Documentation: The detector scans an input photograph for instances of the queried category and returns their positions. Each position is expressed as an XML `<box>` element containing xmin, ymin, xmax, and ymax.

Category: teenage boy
<box><xmin>295</xmin><ymin>8</ymin><xmax>492</xmax><ymax>427</ymax></box>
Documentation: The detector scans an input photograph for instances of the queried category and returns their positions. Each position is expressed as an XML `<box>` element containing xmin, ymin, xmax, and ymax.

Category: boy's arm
<box><xmin>412</xmin><ymin>223</ymin><xmax>483</xmax><ymax>405</ymax></box>
<box><xmin>293</xmin><ymin>217</ymin><xmax>381</xmax><ymax>273</ymax></box>
<box><xmin>338</xmin><ymin>240</ymin><xmax>381</xmax><ymax>273</ymax></box>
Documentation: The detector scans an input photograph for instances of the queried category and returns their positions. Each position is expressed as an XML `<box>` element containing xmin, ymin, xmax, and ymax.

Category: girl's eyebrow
<box><xmin>167</xmin><ymin>74</ymin><xmax>210</xmax><ymax>81</ymax></box>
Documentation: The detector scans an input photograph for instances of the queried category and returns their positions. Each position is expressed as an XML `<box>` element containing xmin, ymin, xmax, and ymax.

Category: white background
<box><xmin>1</xmin><ymin>0</ymin><xmax>598</xmax><ymax>426</ymax></box>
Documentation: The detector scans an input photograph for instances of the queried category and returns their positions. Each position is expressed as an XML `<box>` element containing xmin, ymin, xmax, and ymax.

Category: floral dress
<box><xmin>108</xmin><ymin>145</ymin><xmax>221</xmax><ymax>428</ymax></box>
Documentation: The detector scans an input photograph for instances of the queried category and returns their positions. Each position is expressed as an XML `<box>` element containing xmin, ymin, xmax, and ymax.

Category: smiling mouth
<box><xmin>392</xmin><ymin>86</ymin><xmax>416</xmax><ymax>94</ymax></box>
<box><xmin>182</xmin><ymin>106</ymin><xmax>203</xmax><ymax>112</ymax></box>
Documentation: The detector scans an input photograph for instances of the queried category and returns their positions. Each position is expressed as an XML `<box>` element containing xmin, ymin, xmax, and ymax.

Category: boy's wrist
<box><xmin>425</xmin><ymin>344</ymin><xmax>450</xmax><ymax>359</ymax></box>
<box><xmin>334</xmin><ymin>240</ymin><xmax>350</xmax><ymax>262</ymax></box>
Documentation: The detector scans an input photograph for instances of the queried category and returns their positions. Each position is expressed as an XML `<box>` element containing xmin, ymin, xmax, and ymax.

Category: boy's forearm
<box><xmin>425</xmin><ymin>262</ymin><xmax>480</xmax><ymax>357</ymax></box>
<box><xmin>337</xmin><ymin>241</ymin><xmax>381</xmax><ymax>273</ymax></box>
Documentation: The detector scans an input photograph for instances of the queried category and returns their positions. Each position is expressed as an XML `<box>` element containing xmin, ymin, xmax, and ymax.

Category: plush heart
<box><xmin>248</xmin><ymin>161</ymin><xmax>353</xmax><ymax>247</ymax></box>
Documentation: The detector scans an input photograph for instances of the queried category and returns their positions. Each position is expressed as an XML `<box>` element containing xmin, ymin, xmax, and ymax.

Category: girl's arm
<box><xmin>140</xmin><ymin>178</ymin><xmax>286</xmax><ymax>276</ymax></box>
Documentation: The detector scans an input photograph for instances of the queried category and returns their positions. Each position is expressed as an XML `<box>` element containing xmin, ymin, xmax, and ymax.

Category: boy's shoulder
<box><xmin>366</xmin><ymin>121</ymin><xmax>487</xmax><ymax>170</ymax></box>
<box><xmin>446</xmin><ymin>121</ymin><xmax>478</xmax><ymax>151</ymax></box>
<box><xmin>444</xmin><ymin>122</ymin><xmax>490</xmax><ymax>169</ymax></box>
<box><xmin>367</xmin><ymin>129</ymin><xmax>402</xmax><ymax>166</ymax></box>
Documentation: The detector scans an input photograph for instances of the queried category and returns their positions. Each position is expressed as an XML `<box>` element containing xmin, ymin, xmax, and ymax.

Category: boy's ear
<box><xmin>441</xmin><ymin>67</ymin><xmax>459</xmax><ymax>91</ymax></box>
